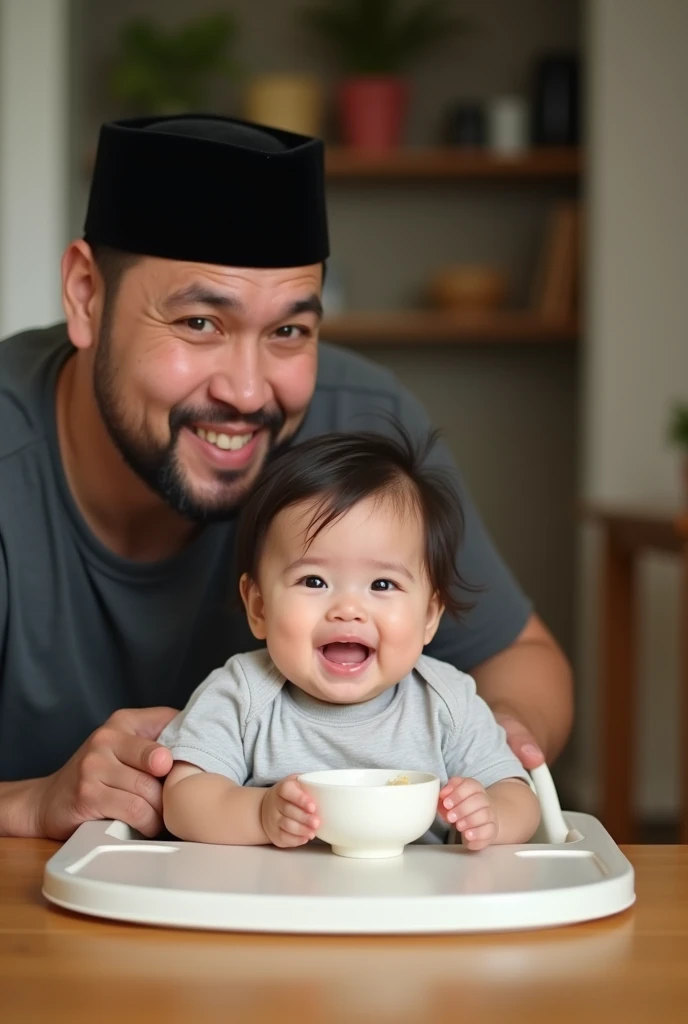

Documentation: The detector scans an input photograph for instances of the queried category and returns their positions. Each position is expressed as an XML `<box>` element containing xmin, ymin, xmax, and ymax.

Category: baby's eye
<box><xmin>300</xmin><ymin>575</ymin><xmax>327</xmax><ymax>589</ymax></box>
<box><xmin>371</xmin><ymin>579</ymin><xmax>397</xmax><ymax>592</ymax></box>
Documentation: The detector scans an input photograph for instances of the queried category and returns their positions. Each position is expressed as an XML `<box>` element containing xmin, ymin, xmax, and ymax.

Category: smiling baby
<box><xmin>160</xmin><ymin>429</ymin><xmax>541</xmax><ymax>850</ymax></box>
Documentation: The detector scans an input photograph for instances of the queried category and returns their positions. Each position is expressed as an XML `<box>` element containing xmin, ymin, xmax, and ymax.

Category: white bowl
<box><xmin>298</xmin><ymin>769</ymin><xmax>440</xmax><ymax>859</ymax></box>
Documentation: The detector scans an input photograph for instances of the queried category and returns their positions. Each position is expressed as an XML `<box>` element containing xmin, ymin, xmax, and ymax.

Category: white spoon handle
<box><xmin>528</xmin><ymin>763</ymin><xmax>570</xmax><ymax>844</ymax></box>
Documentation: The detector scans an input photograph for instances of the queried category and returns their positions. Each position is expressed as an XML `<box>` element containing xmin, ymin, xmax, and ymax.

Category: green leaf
<box><xmin>299</xmin><ymin>0</ymin><xmax>470</xmax><ymax>74</ymax></box>
<box><xmin>668</xmin><ymin>403</ymin><xmax>688</xmax><ymax>447</ymax></box>
<box><xmin>110</xmin><ymin>13</ymin><xmax>240</xmax><ymax>112</ymax></box>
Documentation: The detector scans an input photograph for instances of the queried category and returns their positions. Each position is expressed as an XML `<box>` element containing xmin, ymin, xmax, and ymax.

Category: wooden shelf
<box><xmin>321</xmin><ymin>311</ymin><xmax>579</xmax><ymax>345</ymax></box>
<box><xmin>324</xmin><ymin>147</ymin><xmax>581</xmax><ymax>180</ymax></box>
<box><xmin>85</xmin><ymin>146</ymin><xmax>581</xmax><ymax>181</ymax></box>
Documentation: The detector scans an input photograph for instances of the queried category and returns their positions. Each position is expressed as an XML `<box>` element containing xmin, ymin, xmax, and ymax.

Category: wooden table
<box><xmin>586</xmin><ymin>505</ymin><xmax>688</xmax><ymax>844</ymax></box>
<box><xmin>1</xmin><ymin>840</ymin><xmax>688</xmax><ymax>1024</ymax></box>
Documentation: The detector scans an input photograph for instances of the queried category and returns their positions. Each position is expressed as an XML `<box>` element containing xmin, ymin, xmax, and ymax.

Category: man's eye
<box><xmin>371</xmin><ymin>579</ymin><xmax>397</xmax><ymax>592</ymax></box>
<box><xmin>300</xmin><ymin>575</ymin><xmax>326</xmax><ymax>589</ymax></box>
<box><xmin>183</xmin><ymin>317</ymin><xmax>215</xmax><ymax>333</ymax></box>
<box><xmin>274</xmin><ymin>325</ymin><xmax>308</xmax><ymax>340</ymax></box>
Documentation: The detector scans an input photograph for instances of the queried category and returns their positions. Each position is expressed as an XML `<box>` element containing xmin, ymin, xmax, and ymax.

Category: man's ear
<box><xmin>423</xmin><ymin>591</ymin><xmax>444</xmax><ymax>647</ymax></box>
<box><xmin>61</xmin><ymin>240</ymin><xmax>103</xmax><ymax>352</ymax></box>
<box><xmin>240</xmin><ymin>573</ymin><xmax>267</xmax><ymax>640</ymax></box>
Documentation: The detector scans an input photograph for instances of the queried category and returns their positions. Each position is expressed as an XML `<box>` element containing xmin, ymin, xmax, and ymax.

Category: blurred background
<box><xmin>0</xmin><ymin>0</ymin><xmax>686</xmax><ymax>840</ymax></box>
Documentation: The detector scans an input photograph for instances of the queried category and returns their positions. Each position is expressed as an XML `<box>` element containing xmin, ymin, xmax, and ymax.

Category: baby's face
<box><xmin>241</xmin><ymin>495</ymin><xmax>442</xmax><ymax>704</ymax></box>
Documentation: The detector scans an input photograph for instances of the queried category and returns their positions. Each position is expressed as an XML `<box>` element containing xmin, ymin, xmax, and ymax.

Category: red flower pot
<box><xmin>337</xmin><ymin>76</ymin><xmax>409</xmax><ymax>150</ymax></box>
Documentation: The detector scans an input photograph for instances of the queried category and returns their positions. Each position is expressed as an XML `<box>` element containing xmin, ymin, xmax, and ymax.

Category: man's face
<box><xmin>93</xmin><ymin>257</ymin><xmax>323</xmax><ymax>520</ymax></box>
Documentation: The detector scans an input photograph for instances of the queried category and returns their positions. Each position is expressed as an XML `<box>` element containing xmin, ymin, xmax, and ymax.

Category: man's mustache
<box><xmin>169</xmin><ymin>404</ymin><xmax>285</xmax><ymax>437</ymax></box>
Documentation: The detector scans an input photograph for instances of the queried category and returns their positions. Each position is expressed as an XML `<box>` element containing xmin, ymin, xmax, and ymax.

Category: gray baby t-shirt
<box><xmin>159</xmin><ymin>649</ymin><xmax>529</xmax><ymax>844</ymax></box>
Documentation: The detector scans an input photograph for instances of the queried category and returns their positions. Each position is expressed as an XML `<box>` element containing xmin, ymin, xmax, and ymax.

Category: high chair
<box><xmin>43</xmin><ymin>764</ymin><xmax>634</xmax><ymax>933</ymax></box>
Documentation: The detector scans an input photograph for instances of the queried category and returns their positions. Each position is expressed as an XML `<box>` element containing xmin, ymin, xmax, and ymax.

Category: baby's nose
<box><xmin>328</xmin><ymin>597</ymin><xmax>367</xmax><ymax>622</ymax></box>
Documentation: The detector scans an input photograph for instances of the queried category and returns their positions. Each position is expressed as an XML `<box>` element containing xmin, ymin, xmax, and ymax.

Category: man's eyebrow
<box><xmin>162</xmin><ymin>285</ymin><xmax>243</xmax><ymax>312</ymax></box>
<box><xmin>284</xmin><ymin>295</ymin><xmax>323</xmax><ymax>322</ymax></box>
<box><xmin>161</xmin><ymin>287</ymin><xmax>323</xmax><ymax>322</ymax></box>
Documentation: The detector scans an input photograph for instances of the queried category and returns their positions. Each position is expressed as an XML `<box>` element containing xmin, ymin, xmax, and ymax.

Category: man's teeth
<box><xmin>194</xmin><ymin>428</ymin><xmax>253</xmax><ymax>451</ymax></box>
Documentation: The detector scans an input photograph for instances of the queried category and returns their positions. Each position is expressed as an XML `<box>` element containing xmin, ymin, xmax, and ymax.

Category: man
<box><xmin>0</xmin><ymin>115</ymin><xmax>572</xmax><ymax>840</ymax></box>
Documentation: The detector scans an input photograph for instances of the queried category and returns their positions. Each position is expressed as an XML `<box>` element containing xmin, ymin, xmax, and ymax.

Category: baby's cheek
<box><xmin>270</xmin><ymin>604</ymin><xmax>317</xmax><ymax>647</ymax></box>
<box><xmin>382</xmin><ymin>613</ymin><xmax>428</xmax><ymax>652</ymax></box>
<box><xmin>379</xmin><ymin>628</ymin><xmax>425</xmax><ymax>678</ymax></box>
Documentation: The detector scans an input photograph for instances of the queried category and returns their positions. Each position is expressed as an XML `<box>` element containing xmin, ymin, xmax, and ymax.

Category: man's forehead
<box><xmin>128</xmin><ymin>258</ymin><xmax>322</xmax><ymax>307</ymax></box>
<box><xmin>142</xmin><ymin>257</ymin><xmax>322</xmax><ymax>287</ymax></box>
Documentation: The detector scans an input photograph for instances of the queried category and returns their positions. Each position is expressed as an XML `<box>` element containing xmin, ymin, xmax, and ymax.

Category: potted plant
<box><xmin>668</xmin><ymin>402</ymin><xmax>688</xmax><ymax>504</ymax></box>
<box><xmin>244</xmin><ymin>73</ymin><xmax>325</xmax><ymax>138</ymax></box>
<box><xmin>300</xmin><ymin>0</ymin><xmax>467</xmax><ymax>150</ymax></box>
<box><xmin>110</xmin><ymin>14</ymin><xmax>240</xmax><ymax>116</ymax></box>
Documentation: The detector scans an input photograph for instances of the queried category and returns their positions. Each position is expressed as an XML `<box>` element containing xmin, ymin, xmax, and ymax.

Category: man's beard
<box><xmin>93</xmin><ymin>328</ymin><xmax>289</xmax><ymax>522</ymax></box>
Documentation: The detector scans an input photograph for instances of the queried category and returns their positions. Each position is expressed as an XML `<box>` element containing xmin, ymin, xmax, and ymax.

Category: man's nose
<box><xmin>207</xmin><ymin>337</ymin><xmax>271</xmax><ymax>413</ymax></box>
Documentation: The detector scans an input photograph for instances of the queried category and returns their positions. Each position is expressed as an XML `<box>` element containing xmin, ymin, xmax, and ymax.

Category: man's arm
<box><xmin>471</xmin><ymin>613</ymin><xmax>574</xmax><ymax>767</ymax></box>
<box><xmin>0</xmin><ymin>549</ymin><xmax>28</xmax><ymax>832</ymax></box>
<box><xmin>0</xmin><ymin>534</ymin><xmax>181</xmax><ymax>839</ymax></box>
<box><xmin>0</xmin><ymin>779</ymin><xmax>45</xmax><ymax>837</ymax></box>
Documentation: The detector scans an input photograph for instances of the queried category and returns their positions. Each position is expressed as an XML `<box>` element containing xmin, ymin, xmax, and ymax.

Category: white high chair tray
<box><xmin>43</xmin><ymin>768</ymin><xmax>635</xmax><ymax>934</ymax></box>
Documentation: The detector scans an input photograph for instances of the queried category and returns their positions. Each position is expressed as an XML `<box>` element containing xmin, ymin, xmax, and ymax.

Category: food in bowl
<box><xmin>386</xmin><ymin>775</ymin><xmax>410</xmax><ymax>786</ymax></box>
<box><xmin>298</xmin><ymin>768</ymin><xmax>440</xmax><ymax>859</ymax></box>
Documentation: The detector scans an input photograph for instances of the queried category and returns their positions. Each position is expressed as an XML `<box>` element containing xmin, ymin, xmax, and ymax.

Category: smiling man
<box><xmin>0</xmin><ymin>115</ymin><xmax>572</xmax><ymax>839</ymax></box>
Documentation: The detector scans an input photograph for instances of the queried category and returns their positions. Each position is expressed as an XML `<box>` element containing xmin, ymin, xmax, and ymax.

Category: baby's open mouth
<box><xmin>320</xmin><ymin>642</ymin><xmax>371</xmax><ymax>666</ymax></box>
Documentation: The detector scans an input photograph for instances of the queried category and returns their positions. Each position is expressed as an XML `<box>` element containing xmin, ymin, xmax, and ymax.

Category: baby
<box><xmin>160</xmin><ymin>430</ymin><xmax>541</xmax><ymax>851</ymax></box>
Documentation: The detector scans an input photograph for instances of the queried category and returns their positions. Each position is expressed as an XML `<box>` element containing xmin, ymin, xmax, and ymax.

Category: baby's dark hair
<box><xmin>235</xmin><ymin>428</ymin><xmax>472</xmax><ymax>619</ymax></box>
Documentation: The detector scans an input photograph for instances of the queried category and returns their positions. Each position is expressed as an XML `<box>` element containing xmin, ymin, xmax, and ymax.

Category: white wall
<box><xmin>0</xmin><ymin>0</ymin><xmax>69</xmax><ymax>338</ymax></box>
<box><xmin>578</xmin><ymin>0</ymin><xmax>688</xmax><ymax>815</ymax></box>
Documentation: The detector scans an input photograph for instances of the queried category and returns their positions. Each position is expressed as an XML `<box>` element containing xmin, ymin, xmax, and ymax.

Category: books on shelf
<box><xmin>531</xmin><ymin>201</ymin><xmax>581</xmax><ymax>321</ymax></box>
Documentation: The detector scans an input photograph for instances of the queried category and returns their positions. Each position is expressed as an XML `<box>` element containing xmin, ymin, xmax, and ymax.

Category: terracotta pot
<box><xmin>427</xmin><ymin>265</ymin><xmax>509</xmax><ymax>313</ymax></box>
<box><xmin>337</xmin><ymin>76</ymin><xmax>409</xmax><ymax>150</ymax></box>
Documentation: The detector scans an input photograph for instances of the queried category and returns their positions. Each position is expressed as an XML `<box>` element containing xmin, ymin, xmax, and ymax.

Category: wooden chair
<box><xmin>586</xmin><ymin>505</ymin><xmax>688</xmax><ymax>843</ymax></box>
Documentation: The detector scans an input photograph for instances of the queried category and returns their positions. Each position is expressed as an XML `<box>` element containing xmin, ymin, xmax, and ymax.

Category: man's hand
<box><xmin>31</xmin><ymin>706</ymin><xmax>178</xmax><ymax>840</ymax></box>
<box><xmin>438</xmin><ymin>776</ymin><xmax>498</xmax><ymax>851</ymax></box>
<box><xmin>260</xmin><ymin>775</ymin><xmax>320</xmax><ymax>848</ymax></box>
<box><xmin>493</xmin><ymin>712</ymin><xmax>545</xmax><ymax>771</ymax></box>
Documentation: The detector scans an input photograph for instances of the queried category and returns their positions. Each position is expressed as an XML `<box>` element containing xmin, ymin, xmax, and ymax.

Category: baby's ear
<box><xmin>240</xmin><ymin>573</ymin><xmax>267</xmax><ymax>640</ymax></box>
<box><xmin>423</xmin><ymin>592</ymin><xmax>444</xmax><ymax>646</ymax></box>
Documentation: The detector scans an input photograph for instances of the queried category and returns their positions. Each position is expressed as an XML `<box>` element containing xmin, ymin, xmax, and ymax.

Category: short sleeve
<box><xmin>157</xmin><ymin>657</ymin><xmax>251</xmax><ymax>783</ymax></box>
<box><xmin>443</xmin><ymin>674</ymin><xmax>530</xmax><ymax>789</ymax></box>
<box><xmin>392</xmin><ymin>384</ymin><xmax>532</xmax><ymax>671</ymax></box>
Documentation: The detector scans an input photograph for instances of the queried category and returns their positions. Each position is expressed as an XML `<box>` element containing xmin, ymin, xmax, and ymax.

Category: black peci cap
<box><xmin>84</xmin><ymin>114</ymin><xmax>330</xmax><ymax>268</ymax></box>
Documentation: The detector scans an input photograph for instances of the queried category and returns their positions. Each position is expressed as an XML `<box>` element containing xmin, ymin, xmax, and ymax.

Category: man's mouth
<box><xmin>193</xmin><ymin>427</ymin><xmax>255</xmax><ymax>452</ymax></box>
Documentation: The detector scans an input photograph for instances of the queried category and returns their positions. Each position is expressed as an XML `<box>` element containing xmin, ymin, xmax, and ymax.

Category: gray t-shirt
<box><xmin>0</xmin><ymin>324</ymin><xmax>531</xmax><ymax>781</ymax></box>
<box><xmin>159</xmin><ymin>649</ymin><xmax>529</xmax><ymax>844</ymax></box>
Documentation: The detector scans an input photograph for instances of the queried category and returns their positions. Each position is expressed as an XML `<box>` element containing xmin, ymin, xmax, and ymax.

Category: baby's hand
<box><xmin>438</xmin><ymin>777</ymin><xmax>498</xmax><ymax>851</ymax></box>
<box><xmin>260</xmin><ymin>774</ymin><xmax>320</xmax><ymax>848</ymax></box>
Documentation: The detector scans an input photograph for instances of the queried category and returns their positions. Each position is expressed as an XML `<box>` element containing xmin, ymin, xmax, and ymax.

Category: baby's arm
<box><xmin>163</xmin><ymin>762</ymin><xmax>319</xmax><ymax>846</ymax></box>
<box><xmin>439</xmin><ymin>776</ymin><xmax>540</xmax><ymax>850</ymax></box>
<box><xmin>486</xmin><ymin>778</ymin><xmax>540</xmax><ymax>844</ymax></box>
<box><xmin>163</xmin><ymin>762</ymin><xmax>267</xmax><ymax>845</ymax></box>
